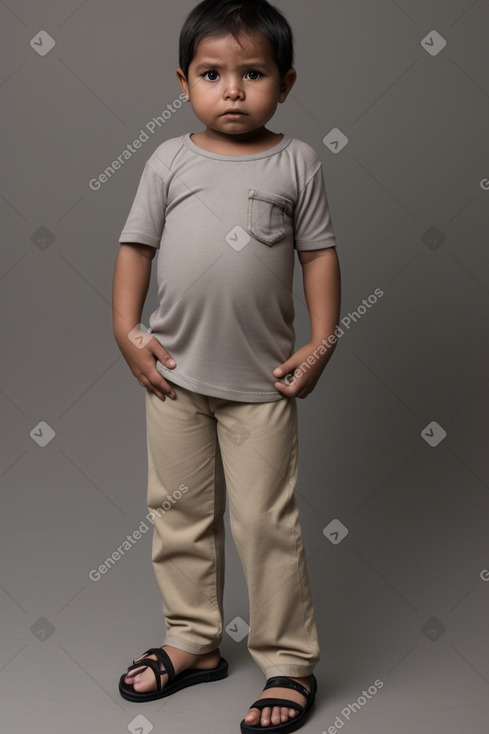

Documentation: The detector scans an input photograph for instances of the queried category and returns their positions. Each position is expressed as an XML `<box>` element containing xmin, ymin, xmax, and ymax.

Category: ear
<box><xmin>176</xmin><ymin>68</ymin><xmax>190</xmax><ymax>100</ymax></box>
<box><xmin>278</xmin><ymin>67</ymin><xmax>297</xmax><ymax>103</ymax></box>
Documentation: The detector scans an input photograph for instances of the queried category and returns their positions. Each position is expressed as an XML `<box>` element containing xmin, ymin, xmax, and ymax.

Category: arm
<box><xmin>112</xmin><ymin>243</ymin><xmax>177</xmax><ymax>401</ymax></box>
<box><xmin>273</xmin><ymin>247</ymin><xmax>341</xmax><ymax>399</ymax></box>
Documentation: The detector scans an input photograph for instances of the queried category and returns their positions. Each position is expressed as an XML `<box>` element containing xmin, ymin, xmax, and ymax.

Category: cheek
<box><xmin>190</xmin><ymin>77</ymin><xmax>211</xmax><ymax>94</ymax></box>
<box><xmin>256</xmin><ymin>85</ymin><xmax>279</xmax><ymax>104</ymax></box>
<box><xmin>194</xmin><ymin>85</ymin><xmax>220</xmax><ymax>104</ymax></box>
<box><xmin>190</xmin><ymin>91</ymin><xmax>210</xmax><ymax>110</ymax></box>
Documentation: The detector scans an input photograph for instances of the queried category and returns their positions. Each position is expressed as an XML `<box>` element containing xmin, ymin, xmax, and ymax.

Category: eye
<box><xmin>202</xmin><ymin>70</ymin><xmax>219</xmax><ymax>81</ymax></box>
<box><xmin>245</xmin><ymin>70</ymin><xmax>263</xmax><ymax>80</ymax></box>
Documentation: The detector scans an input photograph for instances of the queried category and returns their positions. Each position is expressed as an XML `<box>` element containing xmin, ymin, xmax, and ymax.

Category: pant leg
<box><xmin>145</xmin><ymin>387</ymin><xmax>226</xmax><ymax>654</ymax></box>
<box><xmin>213</xmin><ymin>395</ymin><xmax>320</xmax><ymax>678</ymax></box>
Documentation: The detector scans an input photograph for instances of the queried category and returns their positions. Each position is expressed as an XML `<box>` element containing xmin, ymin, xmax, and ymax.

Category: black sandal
<box><xmin>118</xmin><ymin>646</ymin><xmax>229</xmax><ymax>702</ymax></box>
<box><xmin>240</xmin><ymin>674</ymin><xmax>317</xmax><ymax>733</ymax></box>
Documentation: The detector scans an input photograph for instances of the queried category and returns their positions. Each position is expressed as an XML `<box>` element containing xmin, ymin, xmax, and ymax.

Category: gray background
<box><xmin>1</xmin><ymin>1</ymin><xmax>488</xmax><ymax>732</ymax></box>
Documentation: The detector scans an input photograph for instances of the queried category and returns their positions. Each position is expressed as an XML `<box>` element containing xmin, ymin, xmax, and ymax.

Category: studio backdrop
<box><xmin>1</xmin><ymin>1</ymin><xmax>488</xmax><ymax>733</ymax></box>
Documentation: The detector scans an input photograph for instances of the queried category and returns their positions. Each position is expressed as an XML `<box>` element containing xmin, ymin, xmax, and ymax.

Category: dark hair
<box><xmin>179</xmin><ymin>0</ymin><xmax>294</xmax><ymax>80</ymax></box>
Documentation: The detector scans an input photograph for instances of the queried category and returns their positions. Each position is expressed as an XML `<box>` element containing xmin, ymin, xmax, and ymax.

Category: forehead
<box><xmin>192</xmin><ymin>32</ymin><xmax>275</xmax><ymax>66</ymax></box>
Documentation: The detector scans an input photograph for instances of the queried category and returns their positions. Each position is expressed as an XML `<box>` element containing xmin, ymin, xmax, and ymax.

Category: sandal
<box><xmin>240</xmin><ymin>674</ymin><xmax>317</xmax><ymax>733</ymax></box>
<box><xmin>118</xmin><ymin>646</ymin><xmax>229</xmax><ymax>702</ymax></box>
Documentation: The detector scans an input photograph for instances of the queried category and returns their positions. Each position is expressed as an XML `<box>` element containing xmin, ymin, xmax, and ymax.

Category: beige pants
<box><xmin>145</xmin><ymin>384</ymin><xmax>320</xmax><ymax>678</ymax></box>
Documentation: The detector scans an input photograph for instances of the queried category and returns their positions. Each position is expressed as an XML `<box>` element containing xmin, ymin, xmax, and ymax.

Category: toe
<box><xmin>280</xmin><ymin>706</ymin><xmax>293</xmax><ymax>722</ymax></box>
<box><xmin>259</xmin><ymin>705</ymin><xmax>272</xmax><ymax>726</ymax></box>
<box><xmin>124</xmin><ymin>664</ymin><xmax>148</xmax><ymax>681</ymax></box>
<box><xmin>131</xmin><ymin>670</ymin><xmax>153</xmax><ymax>693</ymax></box>
<box><xmin>270</xmin><ymin>706</ymin><xmax>283</xmax><ymax>725</ymax></box>
<box><xmin>244</xmin><ymin>707</ymin><xmax>261</xmax><ymax>725</ymax></box>
<box><xmin>123</xmin><ymin>658</ymin><xmax>164</xmax><ymax>694</ymax></box>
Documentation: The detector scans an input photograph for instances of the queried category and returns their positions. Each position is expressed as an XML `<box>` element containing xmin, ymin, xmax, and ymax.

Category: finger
<box><xmin>274</xmin><ymin>381</ymin><xmax>289</xmax><ymax>395</ymax></box>
<box><xmin>144</xmin><ymin>366</ymin><xmax>177</xmax><ymax>396</ymax></box>
<box><xmin>141</xmin><ymin>375</ymin><xmax>176</xmax><ymax>400</ymax></box>
<box><xmin>139</xmin><ymin>381</ymin><xmax>165</xmax><ymax>400</ymax></box>
<box><xmin>273</xmin><ymin>363</ymin><xmax>294</xmax><ymax>379</ymax></box>
<box><xmin>149</xmin><ymin>338</ymin><xmax>176</xmax><ymax>369</ymax></box>
<box><xmin>155</xmin><ymin>377</ymin><xmax>176</xmax><ymax>399</ymax></box>
<box><xmin>274</xmin><ymin>380</ymin><xmax>301</xmax><ymax>398</ymax></box>
<box><xmin>151</xmin><ymin>384</ymin><xmax>176</xmax><ymax>401</ymax></box>
<box><xmin>273</xmin><ymin>367</ymin><xmax>298</xmax><ymax>388</ymax></box>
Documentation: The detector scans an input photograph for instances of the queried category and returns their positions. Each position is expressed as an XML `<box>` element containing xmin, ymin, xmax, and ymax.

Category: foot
<box><xmin>244</xmin><ymin>676</ymin><xmax>312</xmax><ymax>728</ymax></box>
<box><xmin>123</xmin><ymin>645</ymin><xmax>221</xmax><ymax>694</ymax></box>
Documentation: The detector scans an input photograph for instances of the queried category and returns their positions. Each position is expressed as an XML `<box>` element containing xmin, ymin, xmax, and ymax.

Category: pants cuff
<box><xmin>163</xmin><ymin>634</ymin><xmax>222</xmax><ymax>655</ymax></box>
<box><xmin>264</xmin><ymin>663</ymin><xmax>318</xmax><ymax>678</ymax></box>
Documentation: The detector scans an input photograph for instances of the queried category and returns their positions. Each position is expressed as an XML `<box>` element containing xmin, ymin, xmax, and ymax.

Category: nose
<box><xmin>224</xmin><ymin>75</ymin><xmax>245</xmax><ymax>100</ymax></box>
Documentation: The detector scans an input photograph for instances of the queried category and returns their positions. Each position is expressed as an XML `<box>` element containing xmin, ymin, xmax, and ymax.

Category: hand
<box><xmin>117</xmin><ymin>330</ymin><xmax>177</xmax><ymax>401</ymax></box>
<box><xmin>272</xmin><ymin>342</ymin><xmax>333</xmax><ymax>399</ymax></box>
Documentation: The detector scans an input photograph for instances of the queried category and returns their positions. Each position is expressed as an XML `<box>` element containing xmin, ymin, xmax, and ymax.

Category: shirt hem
<box><xmin>156</xmin><ymin>363</ymin><xmax>285</xmax><ymax>403</ymax></box>
<box><xmin>119</xmin><ymin>232</ymin><xmax>160</xmax><ymax>247</ymax></box>
<box><xmin>295</xmin><ymin>238</ymin><xmax>337</xmax><ymax>251</ymax></box>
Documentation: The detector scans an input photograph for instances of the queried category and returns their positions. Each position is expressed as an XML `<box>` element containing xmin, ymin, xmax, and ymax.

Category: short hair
<box><xmin>179</xmin><ymin>0</ymin><xmax>294</xmax><ymax>80</ymax></box>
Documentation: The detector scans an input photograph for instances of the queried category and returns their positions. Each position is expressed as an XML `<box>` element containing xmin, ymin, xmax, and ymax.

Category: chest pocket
<box><xmin>247</xmin><ymin>189</ymin><xmax>293</xmax><ymax>246</ymax></box>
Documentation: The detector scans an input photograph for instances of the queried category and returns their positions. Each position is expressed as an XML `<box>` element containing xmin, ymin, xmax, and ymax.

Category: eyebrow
<box><xmin>193</xmin><ymin>61</ymin><xmax>269</xmax><ymax>72</ymax></box>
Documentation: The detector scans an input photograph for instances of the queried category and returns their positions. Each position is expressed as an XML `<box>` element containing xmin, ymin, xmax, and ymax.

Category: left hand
<box><xmin>273</xmin><ymin>342</ymin><xmax>332</xmax><ymax>399</ymax></box>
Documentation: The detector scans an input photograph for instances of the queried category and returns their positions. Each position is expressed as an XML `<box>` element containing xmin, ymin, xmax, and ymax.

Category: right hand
<box><xmin>118</xmin><ymin>331</ymin><xmax>177</xmax><ymax>401</ymax></box>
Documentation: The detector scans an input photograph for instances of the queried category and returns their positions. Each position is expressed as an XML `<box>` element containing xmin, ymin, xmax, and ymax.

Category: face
<box><xmin>176</xmin><ymin>32</ymin><xmax>296</xmax><ymax>142</ymax></box>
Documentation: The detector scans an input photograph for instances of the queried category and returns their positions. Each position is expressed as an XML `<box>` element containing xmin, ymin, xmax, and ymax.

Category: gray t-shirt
<box><xmin>119</xmin><ymin>133</ymin><xmax>337</xmax><ymax>402</ymax></box>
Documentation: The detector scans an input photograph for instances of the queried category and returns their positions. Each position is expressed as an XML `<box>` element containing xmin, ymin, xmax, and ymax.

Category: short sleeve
<box><xmin>119</xmin><ymin>160</ymin><xmax>166</xmax><ymax>248</ymax></box>
<box><xmin>294</xmin><ymin>164</ymin><xmax>337</xmax><ymax>251</ymax></box>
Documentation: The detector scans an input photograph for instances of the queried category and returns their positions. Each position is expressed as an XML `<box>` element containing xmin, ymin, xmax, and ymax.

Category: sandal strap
<box><xmin>130</xmin><ymin>647</ymin><xmax>176</xmax><ymax>684</ymax></box>
<box><xmin>248</xmin><ymin>697</ymin><xmax>304</xmax><ymax>713</ymax></box>
<box><xmin>264</xmin><ymin>676</ymin><xmax>312</xmax><ymax>700</ymax></box>
<box><xmin>126</xmin><ymin>658</ymin><xmax>164</xmax><ymax>691</ymax></box>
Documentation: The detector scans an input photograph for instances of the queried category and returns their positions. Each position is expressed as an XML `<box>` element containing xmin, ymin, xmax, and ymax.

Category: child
<box><xmin>113</xmin><ymin>1</ymin><xmax>341</xmax><ymax>731</ymax></box>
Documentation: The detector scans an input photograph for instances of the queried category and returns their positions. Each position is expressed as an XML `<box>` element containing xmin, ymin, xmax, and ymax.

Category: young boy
<box><xmin>113</xmin><ymin>1</ymin><xmax>341</xmax><ymax>731</ymax></box>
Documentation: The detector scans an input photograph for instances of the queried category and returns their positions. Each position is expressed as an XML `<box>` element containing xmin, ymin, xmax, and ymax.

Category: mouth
<box><xmin>221</xmin><ymin>110</ymin><xmax>247</xmax><ymax>117</ymax></box>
